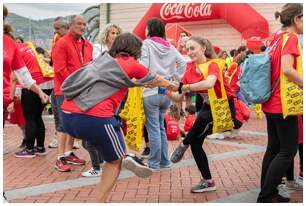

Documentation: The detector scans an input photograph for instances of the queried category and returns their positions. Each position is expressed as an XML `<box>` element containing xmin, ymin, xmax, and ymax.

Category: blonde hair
<box><xmin>96</xmin><ymin>23</ymin><xmax>122</xmax><ymax>44</ymax></box>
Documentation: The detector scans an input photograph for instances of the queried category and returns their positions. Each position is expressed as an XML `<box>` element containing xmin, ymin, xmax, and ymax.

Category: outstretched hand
<box><xmin>166</xmin><ymin>81</ymin><xmax>179</xmax><ymax>92</ymax></box>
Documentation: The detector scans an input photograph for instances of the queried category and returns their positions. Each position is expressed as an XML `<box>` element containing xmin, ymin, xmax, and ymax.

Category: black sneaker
<box><xmin>15</xmin><ymin>148</ymin><xmax>36</xmax><ymax>158</ymax></box>
<box><xmin>141</xmin><ymin>147</ymin><xmax>150</xmax><ymax>158</ymax></box>
<box><xmin>34</xmin><ymin>147</ymin><xmax>47</xmax><ymax>156</ymax></box>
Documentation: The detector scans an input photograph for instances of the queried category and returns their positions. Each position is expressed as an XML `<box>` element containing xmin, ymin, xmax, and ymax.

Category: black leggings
<box><xmin>257</xmin><ymin>113</ymin><xmax>298</xmax><ymax>202</ymax></box>
<box><xmin>286</xmin><ymin>143</ymin><xmax>303</xmax><ymax>180</ymax></box>
<box><xmin>21</xmin><ymin>88</ymin><xmax>52</xmax><ymax>150</ymax></box>
<box><xmin>182</xmin><ymin>98</ymin><xmax>241</xmax><ymax>180</ymax></box>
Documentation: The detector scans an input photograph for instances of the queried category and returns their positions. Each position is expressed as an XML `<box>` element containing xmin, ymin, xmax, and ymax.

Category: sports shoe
<box><xmin>55</xmin><ymin>157</ymin><xmax>71</xmax><ymax>172</ymax></box>
<box><xmin>207</xmin><ymin>133</ymin><xmax>224</xmax><ymax>140</ymax></box>
<box><xmin>65</xmin><ymin>152</ymin><xmax>86</xmax><ymax>165</ymax></box>
<box><xmin>277</xmin><ymin>184</ymin><xmax>290</xmax><ymax>198</ymax></box>
<box><xmin>15</xmin><ymin>148</ymin><xmax>36</xmax><ymax>158</ymax></box>
<box><xmin>48</xmin><ymin>138</ymin><xmax>58</xmax><ymax>148</ymax></box>
<box><xmin>82</xmin><ymin>168</ymin><xmax>102</xmax><ymax>177</ymax></box>
<box><xmin>191</xmin><ymin>179</ymin><xmax>217</xmax><ymax>193</ymax></box>
<box><xmin>170</xmin><ymin>143</ymin><xmax>189</xmax><ymax>163</ymax></box>
<box><xmin>141</xmin><ymin>147</ymin><xmax>150</xmax><ymax>158</ymax></box>
<box><xmin>34</xmin><ymin>147</ymin><xmax>47</xmax><ymax>156</ymax></box>
<box><xmin>123</xmin><ymin>154</ymin><xmax>153</xmax><ymax>178</ymax></box>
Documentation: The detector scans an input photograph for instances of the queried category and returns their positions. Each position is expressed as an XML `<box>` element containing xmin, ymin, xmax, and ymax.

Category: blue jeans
<box><xmin>143</xmin><ymin>94</ymin><xmax>171</xmax><ymax>169</ymax></box>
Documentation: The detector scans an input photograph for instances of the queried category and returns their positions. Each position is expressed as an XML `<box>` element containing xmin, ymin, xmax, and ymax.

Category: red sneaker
<box><xmin>65</xmin><ymin>152</ymin><xmax>86</xmax><ymax>165</ymax></box>
<box><xmin>55</xmin><ymin>157</ymin><xmax>71</xmax><ymax>172</ymax></box>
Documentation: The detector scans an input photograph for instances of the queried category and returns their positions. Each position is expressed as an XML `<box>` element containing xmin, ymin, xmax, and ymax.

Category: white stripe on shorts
<box><xmin>108</xmin><ymin>124</ymin><xmax>125</xmax><ymax>155</ymax></box>
<box><xmin>107</xmin><ymin>124</ymin><xmax>125</xmax><ymax>157</ymax></box>
<box><xmin>104</xmin><ymin>124</ymin><xmax>125</xmax><ymax>158</ymax></box>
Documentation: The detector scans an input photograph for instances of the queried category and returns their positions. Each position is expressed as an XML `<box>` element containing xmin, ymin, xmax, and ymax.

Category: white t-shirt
<box><xmin>92</xmin><ymin>43</ymin><xmax>109</xmax><ymax>60</ymax></box>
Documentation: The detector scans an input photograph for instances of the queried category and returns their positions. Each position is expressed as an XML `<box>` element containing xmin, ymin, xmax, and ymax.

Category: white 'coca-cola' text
<box><xmin>160</xmin><ymin>3</ymin><xmax>212</xmax><ymax>21</ymax></box>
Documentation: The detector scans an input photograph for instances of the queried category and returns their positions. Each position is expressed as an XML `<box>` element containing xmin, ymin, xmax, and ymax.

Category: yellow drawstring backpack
<box><xmin>198</xmin><ymin>59</ymin><xmax>234</xmax><ymax>133</ymax></box>
<box><xmin>25</xmin><ymin>41</ymin><xmax>54</xmax><ymax>78</ymax></box>
<box><xmin>280</xmin><ymin>33</ymin><xmax>303</xmax><ymax>118</ymax></box>
<box><xmin>119</xmin><ymin>87</ymin><xmax>145</xmax><ymax>151</ymax></box>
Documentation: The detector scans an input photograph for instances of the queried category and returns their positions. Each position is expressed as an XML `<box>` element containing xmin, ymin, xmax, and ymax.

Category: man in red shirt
<box><xmin>48</xmin><ymin>16</ymin><xmax>69</xmax><ymax>149</ymax></box>
<box><xmin>52</xmin><ymin>15</ymin><xmax>93</xmax><ymax>172</ymax></box>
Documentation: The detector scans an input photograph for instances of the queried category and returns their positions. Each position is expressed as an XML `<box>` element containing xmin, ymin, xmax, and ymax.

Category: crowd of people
<box><xmin>3</xmin><ymin>3</ymin><xmax>303</xmax><ymax>203</ymax></box>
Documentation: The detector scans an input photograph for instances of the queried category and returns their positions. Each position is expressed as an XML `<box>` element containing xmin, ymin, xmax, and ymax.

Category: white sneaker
<box><xmin>82</xmin><ymin>168</ymin><xmax>101</xmax><ymax>177</ymax></box>
<box><xmin>277</xmin><ymin>184</ymin><xmax>291</xmax><ymax>198</ymax></box>
<box><xmin>207</xmin><ymin>133</ymin><xmax>224</xmax><ymax>140</ymax></box>
<box><xmin>48</xmin><ymin>138</ymin><xmax>58</xmax><ymax>148</ymax></box>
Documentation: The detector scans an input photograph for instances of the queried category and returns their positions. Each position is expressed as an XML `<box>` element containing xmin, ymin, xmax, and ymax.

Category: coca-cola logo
<box><xmin>160</xmin><ymin>3</ymin><xmax>212</xmax><ymax>21</ymax></box>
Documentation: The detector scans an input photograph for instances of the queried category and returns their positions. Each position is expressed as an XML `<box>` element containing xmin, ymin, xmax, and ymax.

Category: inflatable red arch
<box><xmin>133</xmin><ymin>3</ymin><xmax>269</xmax><ymax>40</ymax></box>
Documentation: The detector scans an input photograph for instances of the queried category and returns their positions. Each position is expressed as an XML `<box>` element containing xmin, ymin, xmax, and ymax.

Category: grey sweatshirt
<box><xmin>140</xmin><ymin>39</ymin><xmax>187</xmax><ymax>97</ymax></box>
<box><xmin>61</xmin><ymin>52</ymin><xmax>156</xmax><ymax>112</ymax></box>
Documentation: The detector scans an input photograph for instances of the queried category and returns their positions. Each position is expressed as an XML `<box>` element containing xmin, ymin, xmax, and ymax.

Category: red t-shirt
<box><xmin>262</xmin><ymin>32</ymin><xmax>300</xmax><ymax>113</ymax></box>
<box><xmin>61</xmin><ymin>56</ymin><xmax>149</xmax><ymax>117</ymax></box>
<box><xmin>184</xmin><ymin>114</ymin><xmax>196</xmax><ymax>132</ymax></box>
<box><xmin>52</xmin><ymin>32</ymin><xmax>93</xmax><ymax>96</ymax></box>
<box><xmin>182</xmin><ymin>61</ymin><xmax>235</xmax><ymax>99</ymax></box>
<box><xmin>227</xmin><ymin>62</ymin><xmax>241</xmax><ymax>92</ymax></box>
<box><xmin>3</xmin><ymin>35</ymin><xmax>25</xmax><ymax>107</ymax></box>
<box><xmin>17</xmin><ymin>43</ymin><xmax>53</xmax><ymax>85</ymax></box>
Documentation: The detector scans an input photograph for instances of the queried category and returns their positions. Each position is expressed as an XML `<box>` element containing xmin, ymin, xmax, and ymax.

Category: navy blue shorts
<box><xmin>55</xmin><ymin>95</ymin><xmax>66</xmax><ymax>133</ymax></box>
<box><xmin>61</xmin><ymin>111</ymin><xmax>126</xmax><ymax>162</ymax></box>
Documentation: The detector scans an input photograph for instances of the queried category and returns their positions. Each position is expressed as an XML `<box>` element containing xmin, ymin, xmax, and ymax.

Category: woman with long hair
<box><xmin>92</xmin><ymin>23</ymin><xmax>122</xmax><ymax>59</ymax></box>
<box><xmin>169</xmin><ymin>36</ymin><xmax>242</xmax><ymax>193</ymax></box>
<box><xmin>257</xmin><ymin>3</ymin><xmax>303</xmax><ymax>203</ymax></box>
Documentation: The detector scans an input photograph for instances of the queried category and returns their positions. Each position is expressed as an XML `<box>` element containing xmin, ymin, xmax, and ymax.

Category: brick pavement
<box><xmin>3</xmin><ymin>113</ymin><xmax>303</xmax><ymax>203</ymax></box>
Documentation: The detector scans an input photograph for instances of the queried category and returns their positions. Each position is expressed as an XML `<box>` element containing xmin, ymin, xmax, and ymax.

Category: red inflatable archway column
<box><xmin>215</xmin><ymin>3</ymin><xmax>269</xmax><ymax>39</ymax></box>
<box><xmin>133</xmin><ymin>3</ymin><xmax>269</xmax><ymax>40</ymax></box>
